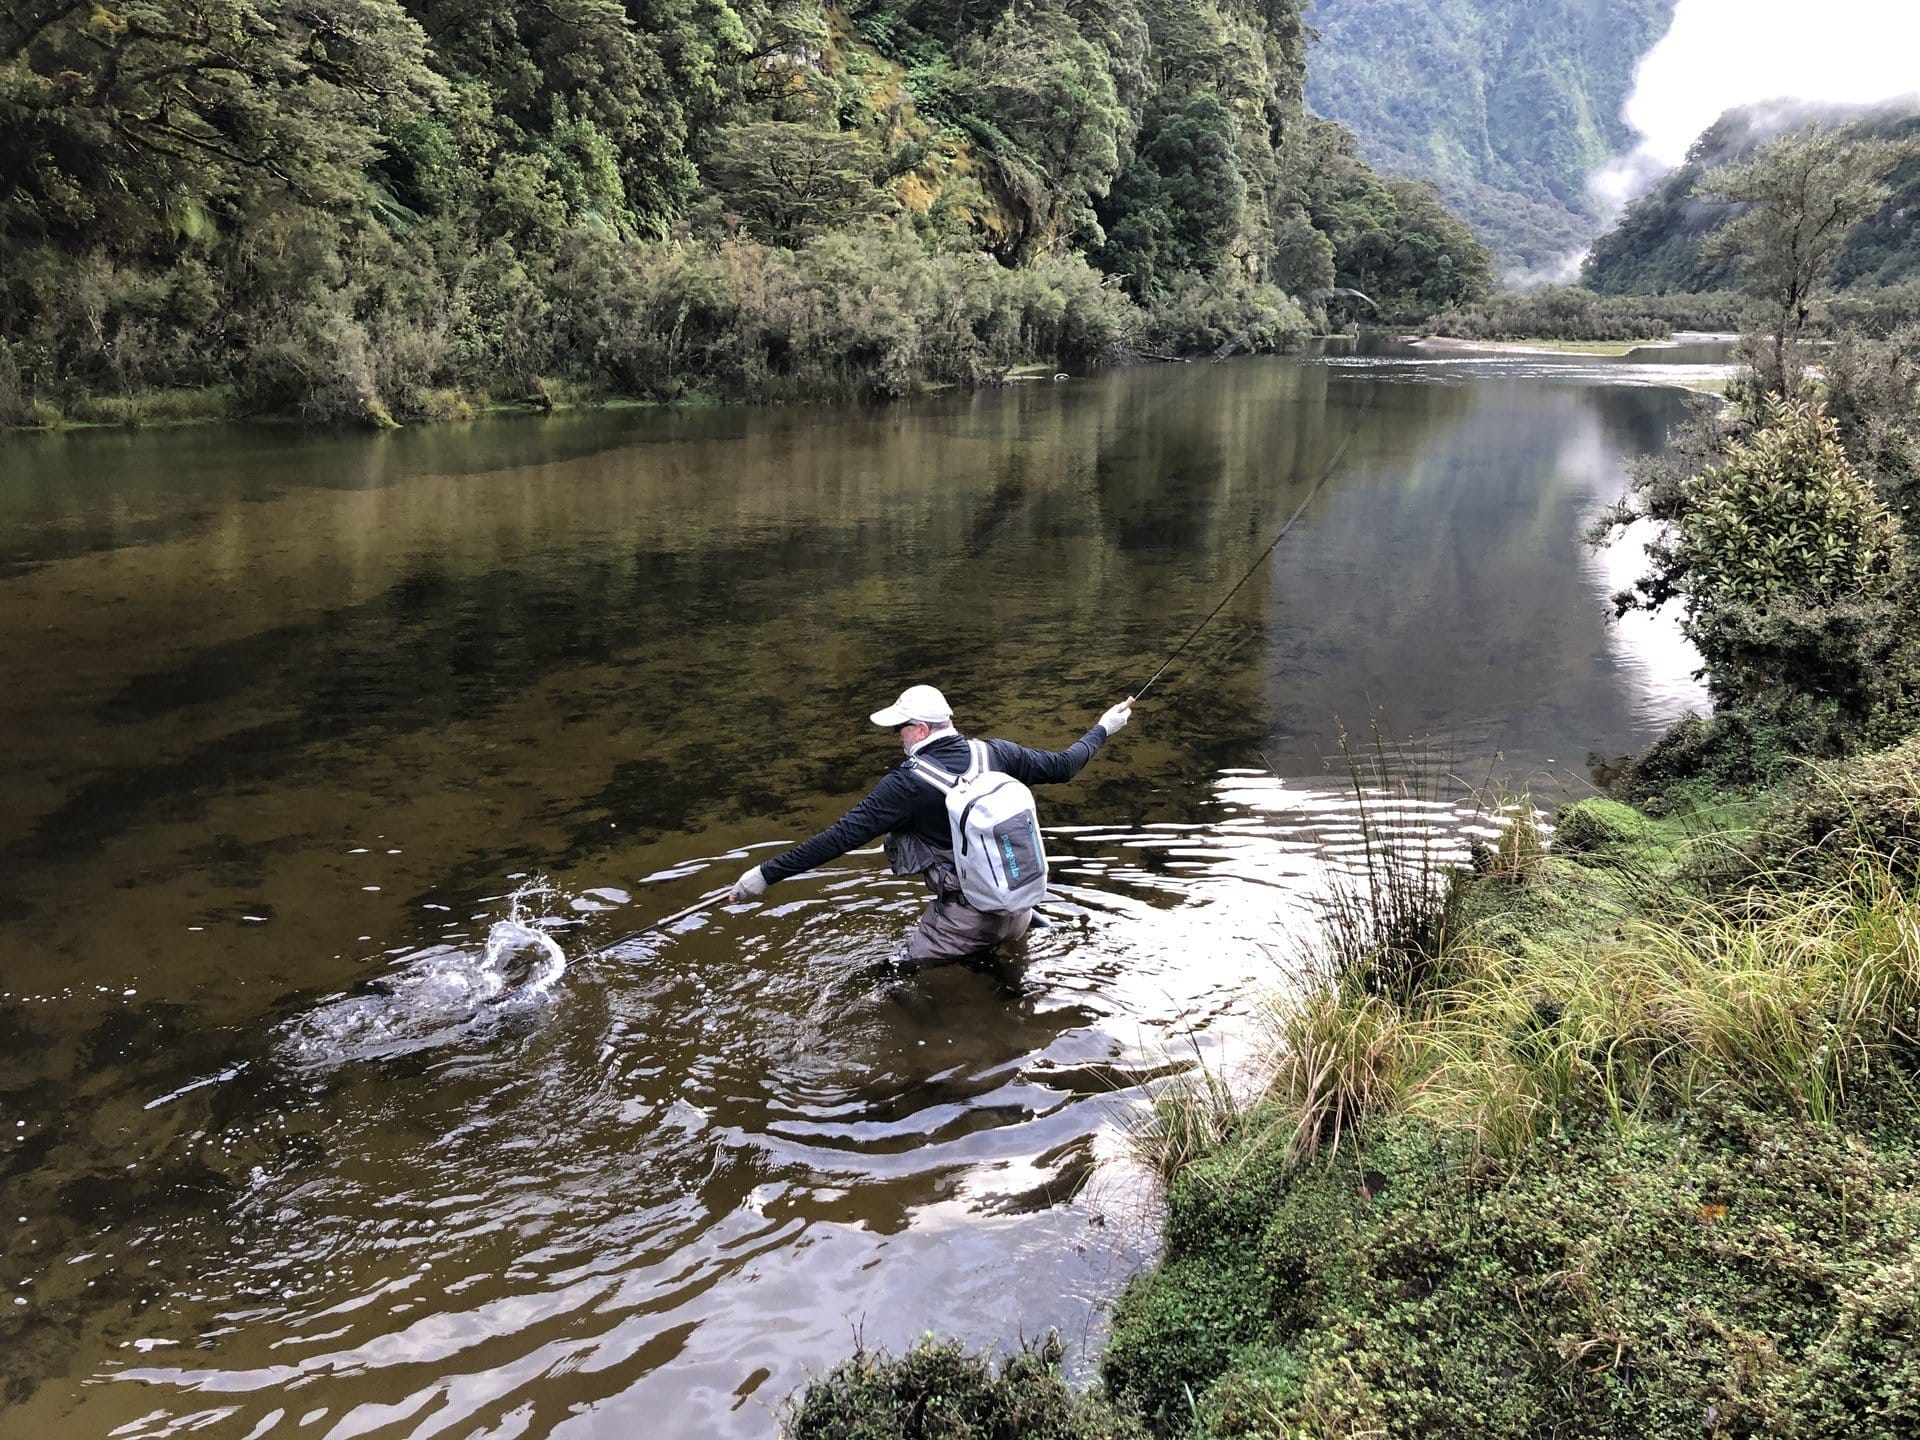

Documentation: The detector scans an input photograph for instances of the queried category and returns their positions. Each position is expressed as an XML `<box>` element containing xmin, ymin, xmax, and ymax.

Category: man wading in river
<box><xmin>728</xmin><ymin>684</ymin><xmax>1133</xmax><ymax>966</ymax></box>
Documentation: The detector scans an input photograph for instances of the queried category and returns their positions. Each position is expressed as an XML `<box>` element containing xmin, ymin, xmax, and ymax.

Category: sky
<box><xmin>1590</xmin><ymin>0</ymin><xmax>1920</xmax><ymax>211</ymax></box>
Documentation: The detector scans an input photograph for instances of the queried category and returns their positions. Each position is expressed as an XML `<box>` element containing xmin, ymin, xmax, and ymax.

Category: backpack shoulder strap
<box><xmin>907</xmin><ymin>755</ymin><xmax>960</xmax><ymax>791</ymax></box>
<box><xmin>966</xmin><ymin>739</ymin><xmax>990</xmax><ymax>781</ymax></box>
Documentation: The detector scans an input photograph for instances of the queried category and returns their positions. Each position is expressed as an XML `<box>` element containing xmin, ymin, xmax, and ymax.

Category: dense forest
<box><xmin>1303</xmin><ymin>0</ymin><xmax>1675</xmax><ymax>273</ymax></box>
<box><xmin>1584</xmin><ymin>101</ymin><xmax>1920</xmax><ymax>297</ymax></box>
<box><xmin>0</xmin><ymin>0</ymin><xmax>1491</xmax><ymax>427</ymax></box>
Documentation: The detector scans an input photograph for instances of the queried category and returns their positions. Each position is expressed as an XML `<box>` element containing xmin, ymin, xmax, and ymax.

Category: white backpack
<box><xmin>910</xmin><ymin>740</ymin><xmax>1049</xmax><ymax>913</ymax></box>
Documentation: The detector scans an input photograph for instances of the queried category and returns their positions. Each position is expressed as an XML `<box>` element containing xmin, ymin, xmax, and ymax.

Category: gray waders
<box><xmin>886</xmin><ymin>831</ymin><xmax>1033</xmax><ymax>966</ymax></box>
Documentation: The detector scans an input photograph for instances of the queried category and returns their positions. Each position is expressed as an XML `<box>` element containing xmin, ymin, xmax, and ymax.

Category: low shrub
<box><xmin>782</xmin><ymin>1334</ymin><xmax>1148</xmax><ymax>1440</ymax></box>
<box><xmin>1108</xmin><ymin>1103</ymin><xmax>1920</xmax><ymax>1439</ymax></box>
<box><xmin>1142</xmin><ymin>278</ymin><xmax>1308</xmax><ymax>357</ymax></box>
<box><xmin>1424</xmin><ymin>286</ymin><xmax>1761</xmax><ymax>343</ymax></box>
<box><xmin>545</xmin><ymin>226</ymin><xmax>1147</xmax><ymax>405</ymax></box>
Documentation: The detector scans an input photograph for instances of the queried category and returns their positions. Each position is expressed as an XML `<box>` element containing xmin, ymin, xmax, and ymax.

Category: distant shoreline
<box><xmin>1408</xmin><ymin>331</ymin><xmax>1739</xmax><ymax>357</ymax></box>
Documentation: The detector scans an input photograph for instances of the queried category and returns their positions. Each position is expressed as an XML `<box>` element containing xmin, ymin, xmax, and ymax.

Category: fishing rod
<box><xmin>595</xmin><ymin>886</ymin><xmax>730</xmax><ymax>956</ymax></box>
<box><xmin>598</xmin><ymin>388</ymin><xmax>1372</xmax><ymax>948</ymax></box>
<box><xmin>1134</xmin><ymin>389</ymin><xmax>1374</xmax><ymax>700</ymax></box>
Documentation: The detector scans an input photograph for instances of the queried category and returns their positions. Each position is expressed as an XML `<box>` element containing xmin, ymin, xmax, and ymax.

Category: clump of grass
<box><xmin>1764</xmin><ymin>732</ymin><xmax>1920</xmax><ymax>878</ymax></box>
<box><xmin>411</xmin><ymin>386</ymin><xmax>478</xmax><ymax>423</ymax></box>
<box><xmin>34</xmin><ymin>386</ymin><xmax>234</xmax><ymax>428</ymax></box>
<box><xmin>1131</xmin><ymin>1061</ymin><xmax>1242</xmax><ymax>1185</ymax></box>
<box><xmin>1264</xmin><ymin>984</ymin><xmax>1409</xmax><ymax>1161</ymax></box>
<box><xmin>1312</xmin><ymin>729</ymin><xmax>1480</xmax><ymax>1004</ymax></box>
<box><xmin>1263</xmin><ymin>839</ymin><xmax>1920</xmax><ymax>1169</ymax></box>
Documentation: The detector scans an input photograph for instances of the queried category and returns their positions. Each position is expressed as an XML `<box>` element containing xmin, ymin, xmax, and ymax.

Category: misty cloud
<box><xmin>1589</xmin><ymin>0</ymin><xmax>1920</xmax><ymax>215</ymax></box>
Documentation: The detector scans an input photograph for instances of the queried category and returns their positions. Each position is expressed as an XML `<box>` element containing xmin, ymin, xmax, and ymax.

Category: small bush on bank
<box><xmin>781</xmin><ymin>1334</ymin><xmax>1148</xmax><ymax>1440</ymax></box>
<box><xmin>1599</xmin><ymin>395</ymin><xmax>1920</xmax><ymax>794</ymax></box>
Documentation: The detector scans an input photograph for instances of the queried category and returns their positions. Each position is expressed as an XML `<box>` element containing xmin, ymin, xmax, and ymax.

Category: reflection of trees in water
<box><xmin>1254</xmin><ymin>376</ymin><xmax>1699</xmax><ymax>775</ymax></box>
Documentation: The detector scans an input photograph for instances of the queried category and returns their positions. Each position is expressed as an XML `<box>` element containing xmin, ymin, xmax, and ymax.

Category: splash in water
<box><xmin>277</xmin><ymin>882</ymin><xmax>569</xmax><ymax>1069</ymax></box>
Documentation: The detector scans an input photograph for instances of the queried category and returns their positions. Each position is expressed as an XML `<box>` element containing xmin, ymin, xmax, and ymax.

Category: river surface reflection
<box><xmin>0</xmin><ymin>347</ymin><xmax>1712</xmax><ymax>1437</ymax></box>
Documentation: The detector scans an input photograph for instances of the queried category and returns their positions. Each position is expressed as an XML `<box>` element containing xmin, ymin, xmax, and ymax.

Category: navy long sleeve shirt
<box><xmin>757</xmin><ymin>725</ymin><xmax>1111</xmax><ymax>885</ymax></box>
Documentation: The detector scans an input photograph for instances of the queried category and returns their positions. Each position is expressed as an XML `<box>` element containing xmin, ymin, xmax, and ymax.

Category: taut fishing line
<box><xmin>604</xmin><ymin>378</ymin><xmax>1372</xmax><ymax>945</ymax></box>
<box><xmin>1133</xmin><ymin>386</ymin><xmax>1374</xmax><ymax>700</ymax></box>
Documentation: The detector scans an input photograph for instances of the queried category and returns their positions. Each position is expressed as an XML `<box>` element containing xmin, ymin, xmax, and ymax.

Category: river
<box><xmin>0</xmin><ymin>341</ymin><xmax>1719</xmax><ymax>1438</ymax></box>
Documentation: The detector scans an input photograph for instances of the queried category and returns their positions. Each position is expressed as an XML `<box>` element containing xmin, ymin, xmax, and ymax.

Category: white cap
<box><xmin>870</xmin><ymin>684</ymin><xmax>953</xmax><ymax>727</ymax></box>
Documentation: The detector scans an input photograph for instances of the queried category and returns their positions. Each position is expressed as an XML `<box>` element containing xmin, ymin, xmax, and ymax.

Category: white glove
<box><xmin>1098</xmin><ymin>697</ymin><xmax>1133</xmax><ymax>736</ymax></box>
<box><xmin>729</xmin><ymin>865</ymin><xmax>769</xmax><ymax>902</ymax></box>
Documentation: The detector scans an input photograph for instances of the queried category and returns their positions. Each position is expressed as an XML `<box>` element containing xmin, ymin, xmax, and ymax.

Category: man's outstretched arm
<box><xmin>730</xmin><ymin>770</ymin><xmax>918</xmax><ymax>899</ymax></box>
<box><xmin>988</xmin><ymin>698</ymin><xmax>1132</xmax><ymax>785</ymax></box>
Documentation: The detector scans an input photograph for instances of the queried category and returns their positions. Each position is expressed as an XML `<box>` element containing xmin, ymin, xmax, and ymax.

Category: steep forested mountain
<box><xmin>1583</xmin><ymin>102</ymin><xmax>1920</xmax><ymax>295</ymax></box>
<box><xmin>0</xmin><ymin>0</ymin><xmax>1489</xmax><ymax>426</ymax></box>
<box><xmin>1303</xmin><ymin>0</ymin><xmax>1676</xmax><ymax>273</ymax></box>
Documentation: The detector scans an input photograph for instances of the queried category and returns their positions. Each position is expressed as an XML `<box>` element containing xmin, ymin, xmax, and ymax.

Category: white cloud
<box><xmin>1590</xmin><ymin>0</ymin><xmax>1920</xmax><ymax>213</ymax></box>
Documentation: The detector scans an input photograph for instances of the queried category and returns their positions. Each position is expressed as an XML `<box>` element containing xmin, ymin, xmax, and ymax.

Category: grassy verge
<box><xmin>1103</xmin><ymin>762</ymin><xmax>1920</xmax><ymax>1438</ymax></box>
<box><xmin>782</xmin><ymin>740</ymin><xmax>1920</xmax><ymax>1438</ymax></box>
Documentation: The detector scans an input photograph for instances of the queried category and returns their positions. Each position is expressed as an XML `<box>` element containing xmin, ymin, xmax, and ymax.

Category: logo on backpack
<box><xmin>910</xmin><ymin>740</ymin><xmax>1049</xmax><ymax>914</ymax></box>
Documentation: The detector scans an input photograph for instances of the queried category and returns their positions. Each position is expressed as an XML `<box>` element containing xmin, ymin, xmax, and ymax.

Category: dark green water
<box><xmin>0</xmin><ymin>347</ymin><xmax>1714</xmax><ymax>1437</ymax></box>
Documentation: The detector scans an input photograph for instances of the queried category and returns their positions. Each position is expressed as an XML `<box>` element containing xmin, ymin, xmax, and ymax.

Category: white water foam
<box><xmin>276</xmin><ymin>885</ymin><xmax>568</xmax><ymax>1069</ymax></box>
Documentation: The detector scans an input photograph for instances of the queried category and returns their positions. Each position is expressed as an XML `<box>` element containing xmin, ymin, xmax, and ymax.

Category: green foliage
<box><xmin>1674</xmin><ymin>401</ymin><xmax>1899</xmax><ymax>613</ymax></box>
<box><xmin>1592</xmin><ymin>130</ymin><xmax>1920</xmax><ymax>791</ymax></box>
<box><xmin>544</xmin><ymin>228</ymin><xmax>1143</xmax><ymax>403</ymax></box>
<box><xmin>704</xmin><ymin>121</ymin><xmax>894</xmax><ymax>243</ymax></box>
<box><xmin>1759</xmin><ymin>733</ymin><xmax>1920</xmax><ymax>881</ymax></box>
<box><xmin>1098</xmin><ymin>94</ymin><xmax>1247</xmax><ymax>299</ymax></box>
<box><xmin>411</xmin><ymin>0</ymin><xmax>749</xmax><ymax>229</ymax></box>
<box><xmin>1142</xmin><ymin>278</ymin><xmax>1308</xmax><ymax>357</ymax></box>
<box><xmin>1294</xmin><ymin>121</ymin><xmax>1493</xmax><ymax>319</ymax></box>
<box><xmin>938</xmin><ymin>3</ymin><xmax>1135</xmax><ymax>261</ymax></box>
<box><xmin>1111</xmin><ymin>1102</ymin><xmax>1920</xmax><ymax>1439</ymax></box>
<box><xmin>2</xmin><ymin>0</ymin><xmax>1484</xmax><ymax>424</ymax></box>
<box><xmin>1702</xmin><ymin>126</ymin><xmax>1920</xmax><ymax>394</ymax></box>
<box><xmin>1104</xmin><ymin>761</ymin><xmax>1920</xmax><ymax>1437</ymax></box>
<box><xmin>1585</xmin><ymin>105</ymin><xmax>1920</xmax><ymax>309</ymax></box>
<box><xmin>1303</xmin><ymin>0</ymin><xmax>1679</xmax><ymax>273</ymax></box>
<box><xmin>781</xmin><ymin>1333</ymin><xmax>1149</xmax><ymax>1440</ymax></box>
<box><xmin>1425</xmin><ymin>285</ymin><xmax>1760</xmax><ymax>342</ymax></box>
<box><xmin>1</xmin><ymin>0</ymin><xmax>447</xmax><ymax>247</ymax></box>
<box><xmin>1823</xmin><ymin>323</ymin><xmax>1920</xmax><ymax>517</ymax></box>
<box><xmin>1606</xmin><ymin>399</ymin><xmax>1918</xmax><ymax>767</ymax></box>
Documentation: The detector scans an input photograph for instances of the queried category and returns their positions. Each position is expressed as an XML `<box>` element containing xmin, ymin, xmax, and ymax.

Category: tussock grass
<box><xmin>1254</xmin><ymin>833</ymin><xmax>1920</xmax><ymax>1169</ymax></box>
<box><xmin>60</xmin><ymin>386</ymin><xmax>234</xmax><ymax>427</ymax></box>
<box><xmin>1264</xmin><ymin>984</ymin><xmax>1409</xmax><ymax>1161</ymax></box>
<box><xmin>1131</xmin><ymin>1063</ymin><xmax>1242</xmax><ymax>1184</ymax></box>
<box><xmin>1108</xmin><ymin>750</ymin><xmax>1920</xmax><ymax>1436</ymax></box>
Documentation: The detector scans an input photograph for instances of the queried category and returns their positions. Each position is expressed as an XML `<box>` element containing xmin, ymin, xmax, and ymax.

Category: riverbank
<box><xmin>1412</xmin><ymin>335</ymin><xmax>1665</xmax><ymax>356</ymax></box>
<box><xmin>0</xmin><ymin>280</ymin><xmax>1316</xmax><ymax>435</ymax></box>
<box><xmin>784</xmin><ymin>737</ymin><xmax>1920</xmax><ymax>1437</ymax></box>
<box><xmin>0</xmin><ymin>229</ymin><xmax>1333</xmax><ymax>434</ymax></box>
